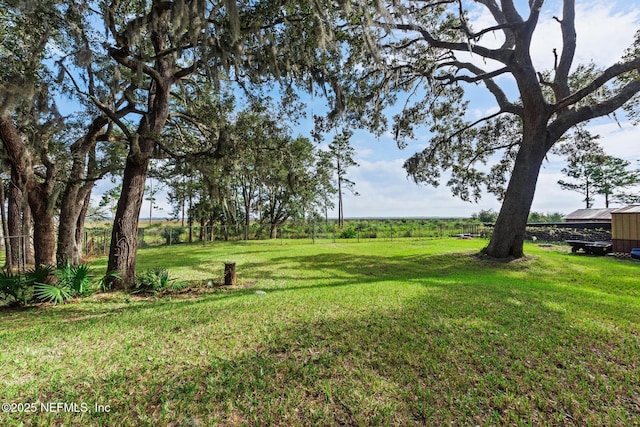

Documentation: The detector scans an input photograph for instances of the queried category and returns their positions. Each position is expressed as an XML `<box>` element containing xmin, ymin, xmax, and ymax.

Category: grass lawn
<box><xmin>0</xmin><ymin>238</ymin><xmax>638</xmax><ymax>426</ymax></box>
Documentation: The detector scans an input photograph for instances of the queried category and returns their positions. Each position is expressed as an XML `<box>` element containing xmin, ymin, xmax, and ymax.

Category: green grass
<box><xmin>1</xmin><ymin>239</ymin><xmax>638</xmax><ymax>426</ymax></box>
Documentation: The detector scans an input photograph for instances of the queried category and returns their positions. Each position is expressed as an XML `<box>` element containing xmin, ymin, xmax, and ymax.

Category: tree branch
<box><xmin>553</xmin><ymin>0</ymin><xmax>576</xmax><ymax>100</ymax></box>
<box><xmin>108</xmin><ymin>47</ymin><xmax>163</xmax><ymax>84</ymax></box>
<box><xmin>464</xmin><ymin>141</ymin><xmax>519</xmax><ymax>173</ymax></box>
<box><xmin>499</xmin><ymin>0</ymin><xmax>524</xmax><ymax>26</ymax></box>
<box><xmin>386</xmin><ymin>22</ymin><xmax>509</xmax><ymax>64</ymax></box>
<box><xmin>474</xmin><ymin>0</ymin><xmax>516</xmax><ymax>48</ymax></box>
<box><xmin>169</xmin><ymin>112</ymin><xmax>214</xmax><ymax>137</ymax></box>
<box><xmin>57</xmin><ymin>62</ymin><xmax>135</xmax><ymax>139</ymax></box>
<box><xmin>549</xmin><ymin>80</ymin><xmax>640</xmax><ymax>145</ymax></box>
<box><xmin>435</xmin><ymin>61</ymin><xmax>522</xmax><ymax>115</ymax></box>
<box><xmin>552</xmin><ymin>57</ymin><xmax>640</xmax><ymax>112</ymax></box>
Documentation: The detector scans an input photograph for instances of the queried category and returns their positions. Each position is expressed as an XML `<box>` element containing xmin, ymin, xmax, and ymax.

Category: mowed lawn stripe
<box><xmin>1</xmin><ymin>239</ymin><xmax>638</xmax><ymax>426</ymax></box>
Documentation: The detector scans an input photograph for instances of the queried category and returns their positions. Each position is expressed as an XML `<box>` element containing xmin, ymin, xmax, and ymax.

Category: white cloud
<box><xmin>530</xmin><ymin>1</ymin><xmax>640</xmax><ymax>72</ymax></box>
<box><xmin>331</xmin><ymin>158</ymin><xmax>502</xmax><ymax>218</ymax></box>
<box><xmin>588</xmin><ymin>120</ymin><xmax>640</xmax><ymax>160</ymax></box>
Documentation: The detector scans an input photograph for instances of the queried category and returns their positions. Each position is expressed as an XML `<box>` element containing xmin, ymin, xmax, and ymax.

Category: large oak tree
<box><xmin>0</xmin><ymin>0</ymin><xmax>65</xmax><ymax>267</ymax></box>
<box><xmin>94</xmin><ymin>0</ymin><xmax>344</xmax><ymax>287</ymax></box>
<box><xmin>337</xmin><ymin>0</ymin><xmax>640</xmax><ymax>258</ymax></box>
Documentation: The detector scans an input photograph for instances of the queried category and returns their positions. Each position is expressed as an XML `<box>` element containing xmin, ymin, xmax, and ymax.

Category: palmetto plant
<box><xmin>132</xmin><ymin>268</ymin><xmax>171</xmax><ymax>294</ymax></box>
<box><xmin>33</xmin><ymin>282</ymin><xmax>73</xmax><ymax>305</ymax></box>
<box><xmin>1</xmin><ymin>263</ymin><xmax>96</xmax><ymax>306</ymax></box>
<box><xmin>32</xmin><ymin>263</ymin><xmax>94</xmax><ymax>305</ymax></box>
<box><xmin>57</xmin><ymin>263</ymin><xmax>93</xmax><ymax>296</ymax></box>
<box><xmin>132</xmin><ymin>268</ymin><xmax>187</xmax><ymax>295</ymax></box>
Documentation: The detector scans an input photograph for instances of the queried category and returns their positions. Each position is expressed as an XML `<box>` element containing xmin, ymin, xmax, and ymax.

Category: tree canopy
<box><xmin>328</xmin><ymin>0</ymin><xmax>640</xmax><ymax>257</ymax></box>
<box><xmin>1</xmin><ymin>0</ymin><xmax>639</xmax><ymax>282</ymax></box>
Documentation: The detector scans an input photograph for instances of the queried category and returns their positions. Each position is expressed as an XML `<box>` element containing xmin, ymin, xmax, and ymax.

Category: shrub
<box><xmin>98</xmin><ymin>271</ymin><xmax>122</xmax><ymax>292</ymax></box>
<box><xmin>57</xmin><ymin>263</ymin><xmax>94</xmax><ymax>296</ymax></box>
<box><xmin>161</xmin><ymin>227</ymin><xmax>184</xmax><ymax>245</ymax></box>
<box><xmin>340</xmin><ymin>229</ymin><xmax>357</xmax><ymax>239</ymax></box>
<box><xmin>0</xmin><ymin>271</ymin><xmax>31</xmax><ymax>307</ymax></box>
<box><xmin>33</xmin><ymin>283</ymin><xmax>72</xmax><ymax>305</ymax></box>
<box><xmin>32</xmin><ymin>263</ymin><xmax>95</xmax><ymax>305</ymax></box>
<box><xmin>133</xmin><ymin>268</ymin><xmax>170</xmax><ymax>294</ymax></box>
<box><xmin>26</xmin><ymin>265</ymin><xmax>57</xmax><ymax>286</ymax></box>
<box><xmin>132</xmin><ymin>268</ymin><xmax>186</xmax><ymax>295</ymax></box>
<box><xmin>1</xmin><ymin>263</ymin><xmax>97</xmax><ymax>306</ymax></box>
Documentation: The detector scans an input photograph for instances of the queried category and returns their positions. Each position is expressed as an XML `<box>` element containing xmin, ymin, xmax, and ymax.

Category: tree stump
<box><xmin>224</xmin><ymin>262</ymin><xmax>237</xmax><ymax>286</ymax></box>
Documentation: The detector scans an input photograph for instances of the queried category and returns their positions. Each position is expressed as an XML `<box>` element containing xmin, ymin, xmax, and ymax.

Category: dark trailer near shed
<box><xmin>612</xmin><ymin>205</ymin><xmax>640</xmax><ymax>254</ymax></box>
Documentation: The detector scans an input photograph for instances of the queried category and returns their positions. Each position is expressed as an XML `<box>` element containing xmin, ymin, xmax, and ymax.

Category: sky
<box><xmin>92</xmin><ymin>0</ymin><xmax>640</xmax><ymax>220</ymax></box>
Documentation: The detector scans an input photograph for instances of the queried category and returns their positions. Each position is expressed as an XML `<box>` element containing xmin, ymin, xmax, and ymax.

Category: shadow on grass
<box><xmin>4</xmin><ymin>245</ymin><xmax>636</xmax><ymax>328</ymax></box>
<box><xmin>4</xmin><ymin>270</ymin><xmax>637</xmax><ymax>426</ymax></box>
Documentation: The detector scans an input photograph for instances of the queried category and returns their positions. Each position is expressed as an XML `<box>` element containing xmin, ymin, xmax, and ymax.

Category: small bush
<box><xmin>0</xmin><ymin>271</ymin><xmax>31</xmax><ymax>307</ymax></box>
<box><xmin>161</xmin><ymin>227</ymin><xmax>184</xmax><ymax>245</ymax></box>
<box><xmin>133</xmin><ymin>268</ymin><xmax>170</xmax><ymax>294</ymax></box>
<box><xmin>132</xmin><ymin>268</ymin><xmax>186</xmax><ymax>295</ymax></box>
<box><xmin>57</xmin><ymin>263</ymin><xmax>94</xmax><ymax>296</ymax></box>
<box><xmin>33</xmin><ymin>283</ymin><xmax>72</xmax><ymax>305</ymax></box>
<box><xmin>340</xmin><ymin>229</ymin><xmax>357</xmax><ymax>239</ymax></box>
<box><xmin>32</xmin><ymin>263</ymin><xmax>95</xmax><ymax>305</ymax></box>
<box><xmin>98</xmin><ymin>271</ymin><xmax>121</xmax><ymax>292</ymax></box>
<box><xmin>1</xmin><ymin>263</ymin><xmax>97</xmax><ymax>306</ymax></box>
<box><xmin>26</xmin><ymin>265</ymin><xmax>57</xmax><ymax>285</ymax></box>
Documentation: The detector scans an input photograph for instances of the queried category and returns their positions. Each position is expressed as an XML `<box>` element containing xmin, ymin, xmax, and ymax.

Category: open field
<box><xmin>81</xmin><ymin>218</ymin><xmax>489</xmax><ymax>255</ymax></box>
<box><xmin>1</xmin><ymin>238</ymin><xmax>638</xmax><ymax>425</ymax></box>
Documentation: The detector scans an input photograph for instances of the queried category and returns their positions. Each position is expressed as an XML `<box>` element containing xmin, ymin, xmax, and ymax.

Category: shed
<box><xmin>611</xmin><ymin>205</ymin><xmax>640</xmax><ymax>253</ymax></box>
<box><xmin>563</xmin><ymin>208</ymin><xmax>616</xmax><ymax>223</ymax></box>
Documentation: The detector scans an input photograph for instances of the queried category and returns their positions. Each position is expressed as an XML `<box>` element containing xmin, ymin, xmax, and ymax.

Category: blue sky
<box><xmin>92</xmin><ymin>0</ymin><xmax>640</xmax><ymax>219</ymax></box>
<box><xmin>316</xmin><ymin>0</ymin><xmax>640</xmax><ymax>218</ymax></box>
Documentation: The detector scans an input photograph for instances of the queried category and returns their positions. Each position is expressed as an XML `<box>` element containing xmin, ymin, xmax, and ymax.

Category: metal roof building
<box><xmin>563</xmin><ymin>208</ymin><xmax>617</xmax><ymax>222</ymax></box>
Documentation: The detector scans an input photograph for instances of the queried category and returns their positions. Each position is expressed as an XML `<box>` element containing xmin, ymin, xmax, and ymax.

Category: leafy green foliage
<box><xmin>132</xmin><ymin>268</ymin><xmax>186</xmax><ymax>295</ymax></box>
<box><xmin>33</xmin><ymin>283</ymin><xmax>72</xmax><ymax>305</ymax></box>
<box><xmin>31</xmin><ymin>263</ymin><xmax>94</xmax><ymax>305</ymax></box>
<box><xmin>528</xmin><ymin>212</ymin><xmax>565</xmax><ymax>223</ymax></box>
<box><xmin>324</xmin><ymin>128</ymin><xmax>359</xmax><ymax>227</ymax></box>
<box><xmin>25</xmin><ymin>265</ymin><xmax>57</xmax><ymax>286</ymax></box>
<box><xmin>161</xmin><ymin>227</ymin><xmax>185</xmax><ymax>245</ymax></box>
<box><xmin>339</xmin><ymin>228</ymin><xmax>357</xmax><ymax>239</ymax></box>
<box><xmin>56</xmin><ymin>263</ymin><xmax>93</xmax><ymax>296</ymax></box>
<box><xmin>0</xmin><ymin>263</ymin><xmax>96</xmax><ymax>306</ymax></box>
<box><xmin>589</xmin><ymin>156</ymin><xmax>640</xmax><ymax>207</ymax></box>
<box><xmin>159</xmin><ymin>100</ymin><xmax>337</xmax><ymax>241</ymax></box>
<box><xmin>98</xmin><ymin>271</ymin><xmax>122</xmax><ymax>292</ymax></box>
<box><xmin>472</xmin><ymin>209</ymin><xmax>498</xmax><ymax>224</ymax></box>
<box><xmin>554</xmin><ymin>130</ymin><xmax>640</xmax><ymax>207</ymax></box>
<box><xmin>0</xmin><ymin>271</ymin><xmax>31</xmax><ymax>307</ymax></box>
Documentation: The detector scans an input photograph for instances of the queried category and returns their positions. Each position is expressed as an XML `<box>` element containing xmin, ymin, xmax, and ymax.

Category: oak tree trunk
<box><xmin>1</xmin><ymin>116</ymin><xmax>57</xmax><ymax>266</ymax></box>
<box><xmin>484</xmin><ymin>136</ymin><xmax>549</xmax><ymax>259</ymax></box>
<box><xmin>27</xmin><ymin>182</ymin><xmax>56</xmax><ymax>266</ymax></box>
<box><xmin>58</xmin><ymin>118</ymin><xmax>107</xmax><ymax>265</ymax></box>
<box><xmin>0</xmin><ymin>179</ymin><xmax>11</xmax><ymax>269</ymax></box>
<box><xmin>106</xmin><ymin>154</ymin><xmax>149</xmax><ymax>289</ymax></box>
<box><xmin>57</xmin><ymin>183</ymin><xmax>94</xmax><ymax>265</ymax></box>
<box><xmin>75</xmin><ymin>190</ymin><xmax>92</xmax><ymax>259</ymax></box>
<box><xmin>7</xmin><ymin>169</ymin><xmax>22</xmax><ymax>268</ymax></box>
<box><xmin>57</xmin><ymin>183</ymin><xmax>82</xmax><ymax>265</ymax></box>
<box><xmin>22</xmin><ymin>198</ymin><xmax>35</xmax><ymax>265</ymax></box>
